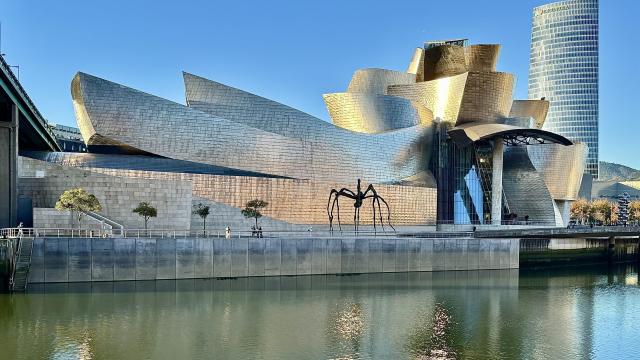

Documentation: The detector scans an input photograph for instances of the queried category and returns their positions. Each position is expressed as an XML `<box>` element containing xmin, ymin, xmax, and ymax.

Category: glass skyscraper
<box><xmin>529</xmin><ymin>0</ymin><xmax>599</xmax><ymax>177</ymax></box>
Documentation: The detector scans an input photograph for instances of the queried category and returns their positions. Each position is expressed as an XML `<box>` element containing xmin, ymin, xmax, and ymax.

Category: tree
<box><xmin>570</xmin><ymin>199</ymin><xmax>590</xmax><ymax>225</ymax></box>
<box><xmin>132</xmin><ymin>202</ymin><xmax>157</xmax><ymax>230</ymax></box>
<box><xmin>192</xmin><ymin>203</ymin><xmax>211</xmax><ymax>231</ymax></box>
<box><xmin>590</xmin><ymin>199</ymin><xmax>618</xmax><ymax>226</ymax></box>
<box><xmin>55</xmin><ymin>188</ymin><xmax>102</xmax><ymax>227</ymax></box>
<box><xmin>241</xmin><ymin>199</ymin><xmax>268</xmax><ymax>228</ymax></box>
<box><xmin>629</xmin><ymin>200</ymin><xmax>640</xmax><ymax>225</ymax></box>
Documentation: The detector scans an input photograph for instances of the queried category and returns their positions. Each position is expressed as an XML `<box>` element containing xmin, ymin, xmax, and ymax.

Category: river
<box><xmin>1</xmin><ymin>265</ymin><xmax>639</xmax><ymax>359</ymax></box>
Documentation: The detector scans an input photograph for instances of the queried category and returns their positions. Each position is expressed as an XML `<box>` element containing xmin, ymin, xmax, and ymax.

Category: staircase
<box><xmin>11</xmin><ymin>238</ymin><xmax>33</xmax><ymax>292</ymax></box>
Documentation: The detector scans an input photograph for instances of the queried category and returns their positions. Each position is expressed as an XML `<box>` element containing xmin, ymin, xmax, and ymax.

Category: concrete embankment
<box><xmin>27</xmin><ymin>236</ymin><xmax>519</xmax><ymax>283</ymax></box>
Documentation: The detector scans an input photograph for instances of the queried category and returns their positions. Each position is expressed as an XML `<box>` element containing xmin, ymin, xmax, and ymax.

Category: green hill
<box><xmin>598</xmin><ymin>161</ymin><xmax>640</xmax><ymax>181</ymax></box>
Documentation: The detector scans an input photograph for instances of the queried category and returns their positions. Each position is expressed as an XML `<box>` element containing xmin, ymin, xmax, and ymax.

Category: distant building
<box><xmin>529</xmin><ymin>0</ymin><xmax>599</xmax><ymax>177</ymax></box>
<box><xmin>47</xmin><ymin>123</ymin><xmax>86</xmax><ymax>152</ymax></box>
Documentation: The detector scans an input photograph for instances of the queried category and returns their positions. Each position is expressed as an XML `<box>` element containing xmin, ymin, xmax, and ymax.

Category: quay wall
<box><xmin>28</xmin><ymin>236</ymin><xmax>519</xmax><ymax>283</ymax></box>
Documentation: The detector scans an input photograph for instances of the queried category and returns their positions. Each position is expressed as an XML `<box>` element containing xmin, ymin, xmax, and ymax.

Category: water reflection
<box><xmin>0</xmin><ymin>266</ymin><xmax>638</xmax><ymax>359</ymax></box>
<box><xmin>408</xmin><ymin>303</ymin><xmax>458</xmax><ymax>360</ymax></box>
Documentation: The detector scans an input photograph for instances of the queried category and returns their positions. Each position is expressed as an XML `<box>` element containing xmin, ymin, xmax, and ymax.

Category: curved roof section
<box><xmin>322</xmin><ymin>93</ymin><xmax>432</xmax><ymax>133</ymax></box>
<box><xmin>387</xmin><ymin>72</ymin><xmax>468</xmax><ymax>123</ymax></box>
<box><xmin>73</xmin><ymin>72</ymin><xmax>427</xmax><ymax>184</ymax></box>
<box><xmin>183</xmin><ymin>72</ymin><xmax>355</xmax><ymax>139</ymax></box>
<box><xmin>464</xmin><ymin>45</ymin><xmax>501</xmax><ymax>72</ymax></box>
<box><xmin>448</xmin><ymin>122</ymin><xmax>573</xmax><ymax>147</ymax></box>
<box><xmin>527</xmin><ymin>143</ymin><xmax>587</xmax><ymax>200</ymax></box>
<box><xmin>509</xmin><ymin>100</ymin><xmax>550</xmax><ymax>129</ymax></box>
<box><xmin>346</xmin><ymin>68</ymin><xmax>416</xmax><ymax>94</ymax></box>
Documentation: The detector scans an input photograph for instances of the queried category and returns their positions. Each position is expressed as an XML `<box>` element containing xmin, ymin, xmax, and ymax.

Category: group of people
<box><xmin>251</xmin><ymin>225</ymin><xmax>263</xmax><ymax>238</ymax></box>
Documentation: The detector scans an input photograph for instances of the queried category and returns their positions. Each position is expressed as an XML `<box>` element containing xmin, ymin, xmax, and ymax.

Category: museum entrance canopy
<box><xmin>448</xmin><ymin>122</ymin><xmax>573</xmax><ymax>147</ymax></box>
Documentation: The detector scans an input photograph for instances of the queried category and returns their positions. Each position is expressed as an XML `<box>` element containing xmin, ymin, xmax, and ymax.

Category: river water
<box><xmin>1</xmin><ymin>265</ymin><xmax>639</xmax><ymax>359</ymax></box>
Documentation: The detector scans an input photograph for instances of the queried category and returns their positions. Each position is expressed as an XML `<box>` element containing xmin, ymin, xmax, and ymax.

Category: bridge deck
<box><xmin>473</xmin><ymin>226</ymin><xmax>640</xmax><ymax>239</ymax></box>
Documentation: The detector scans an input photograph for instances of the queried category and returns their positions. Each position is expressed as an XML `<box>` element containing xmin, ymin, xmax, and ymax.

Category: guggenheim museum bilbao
<box><xmin>18</xmin><ymin>39</ymin><xmax>587</xmax><ymax>231</ymax></box>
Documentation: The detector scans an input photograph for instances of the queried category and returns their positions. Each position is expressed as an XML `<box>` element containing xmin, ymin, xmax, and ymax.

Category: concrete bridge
<box><xmin>473</xmin><ymin>226</ymin><xmax>640</xmax><ymax>239</ymax></box>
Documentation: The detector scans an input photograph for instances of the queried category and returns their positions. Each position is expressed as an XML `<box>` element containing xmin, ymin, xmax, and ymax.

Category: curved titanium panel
<box><xmin>502</xmin><ymin>146</ymin><xmax>557</xmax><ymax>226</ymax></box>
<box><xmin>73</xmin><ymin>72</ymin><xmax>427</xmax><ymax>184</ymax></box>
<box><xmin>448</xmin><ymin>122</ymin><xmax>573</xmax><ymax>147</ymax></box>
<box><xmin>527</xmin><ymin>143</ymin><xmax>587</xmax><ymax>200</ymax></box>
<box><xmin>509</xmin><ymin>100</ymin><xmax>550</xmax><ymax>129</ymax></box>
<box><xmin>387</xmin><ymin>72</ymin><xmax>468</xmax><ymax>123</ymax></box>
<box><xmin>322</xmin><ymin>93</ymin><xmax>432</xmax><ymax>133</ymax></box>
<box><xmin>406</xmin><ymin>47</ymin><xmax>424</xmax><ymax>81</ymax></box>
<box><xmin>464</xmin><ymin>44</ymin><xmax>501</xmax><ymax>72</ymax></box>
<box><xmin>346</xmin><ymin>68</ymin><xmax>415</xmax><ymax>94</ymax></box>
<box><xmin>21</xmin><ymin>151</ymin><xmax>290</xmax><ymax>178</ymax></box>
<box><xmin>422</xmin><ymin>45</ymin><xmax>468</xmax><ymax>81</ymax></box>
<box><xmin>456</xmin><ymin>72</ymin><xmax>514</xmax><ymax>125</ymax></box>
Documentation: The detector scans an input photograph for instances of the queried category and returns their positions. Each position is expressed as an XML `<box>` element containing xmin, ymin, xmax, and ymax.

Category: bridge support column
<box><xmin>0</xmin><ymin>103</ymin><xmax>18</xmax><ymax>228</ymax></box>
<box><xmin>491</xmin><ymin>138</ymin><xmax>503</xmax><ymax>225</ymax></box>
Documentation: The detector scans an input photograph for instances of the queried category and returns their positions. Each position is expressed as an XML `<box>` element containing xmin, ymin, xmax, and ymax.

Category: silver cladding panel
<box><xmin>503</xmin><ymin>146</ymin><xmax>557</xmax><ymax>226</ymax></box>
<box><xmin>527</xmin><ymin>143</ymin><xmax>587</xmax><ymax>200</ymax></box>
<box><xmin>74</xmin><ymin>72</ymin><xmax>427</xmax><ymax>184</ymax></box>
<box><xmin>322</xmin><ymin>92</ymin><xmax>432</xmax><ymax>133</ymax></box>
<box><xmin>387</xmin><ymin>72</ymin><xmax>468</xmax><ymax>123</ymax></box>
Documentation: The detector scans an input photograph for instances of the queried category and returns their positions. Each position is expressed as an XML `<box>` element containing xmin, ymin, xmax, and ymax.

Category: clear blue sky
<box><xmin>2</xmin><ymin>0</ymin><xmax>638</xmax><ymax>167</ymax></box>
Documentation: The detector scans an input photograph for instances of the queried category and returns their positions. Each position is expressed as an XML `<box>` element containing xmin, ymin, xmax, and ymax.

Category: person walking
<box><xmin>17</xmin><ymin>222</ymin><xmax>24</xmax><ymax>238</ymax></box>
<box><xmin>225</xmin><ymin>226</ymin><xmax>231</xmax><ymax>239</ymax></box>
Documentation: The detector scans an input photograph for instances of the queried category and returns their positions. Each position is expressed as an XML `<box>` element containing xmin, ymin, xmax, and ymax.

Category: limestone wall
<box><xmin>33</xmin><ymin>208</ymin><xmax>109</xmax><ymax>231</ymax></box>
<box><xmin>18</xmin><ymin>157</ymin><xmax>192</xmax><ymax>230</ymax></box>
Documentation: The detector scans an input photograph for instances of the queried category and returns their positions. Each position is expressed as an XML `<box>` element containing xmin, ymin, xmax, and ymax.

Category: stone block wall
<box><xmin>18</xmin><ymin>157</ymin><xmax>192</xmax><ymax>230</ymax></box>
<box><xmin>27</xmin><ymin>236</ymin><xmax>519</xmax><ymax>283</ymax></box>
<box><xmin>33</xmin><ymin>208</ymin><xmax>108</xmax><ymax>230</ymax></box>
<box><xmin>84</xmin><ymin>167</ymin><xmax>437</xmax><ymax>226</ymax></box>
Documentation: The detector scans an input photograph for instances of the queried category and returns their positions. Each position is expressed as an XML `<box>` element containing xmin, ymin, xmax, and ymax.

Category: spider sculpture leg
<box><xmin>327</xmin><ymin>189</ymin><xmax>337</xmax><ymax>232</ymax></box>
<box><xmin>364</xmin><ymin>184</ymin><xmax>395</xmax><ymax>232</ymax></box>
<box><xmin>336</xmin><ymin>196</ymin><xmax>342</xmax><ymax>231</ymax></box>
<box><xmin>372</xmin><ymin>197</ymin><xmax>377</xmax><ymax>233</ymax></box>
<box><xmin>376</xmin><ymin>197</ymin><xmax>386</xmax><ymax>232</ymax></box>
<box><xmin>377</xmin><ymin>195</ymin><xmax>396</xmax><ymax>232</ymax></box>
<box><xmin>328</xmin><ymin>189</ymin><xmax>356</xmax><ymax>232</ymax></box>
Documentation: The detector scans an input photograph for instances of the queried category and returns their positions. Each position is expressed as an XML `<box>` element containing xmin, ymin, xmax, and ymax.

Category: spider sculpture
<box><xmin>327</xmin><ymin>179</ymin><xmax>395</xmax><ymax>233</ymax></box>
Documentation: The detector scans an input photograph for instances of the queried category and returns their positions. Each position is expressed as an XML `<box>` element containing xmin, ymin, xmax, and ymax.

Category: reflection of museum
<box><xmin>19</xmin><ymin>39</ymin><xmax>587</xmax><ymax>230</ymax></box>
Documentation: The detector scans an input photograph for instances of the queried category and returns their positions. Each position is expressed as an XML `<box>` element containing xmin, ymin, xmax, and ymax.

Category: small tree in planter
<box><xmin>133</xmin><ymin>202</ymin><xmax>157</xmax><ymax>231</ymax></box>
<box><xmin>241</xmin><ymin>199</ymin><xmax>268</xmax><ymax>230</ymax></box>
<box><xmin>192</xmin><ymin>203</ymin><xmax>211</xmax><ymax>232</ymax></box>
<box><xmin>55</xmin><ymin>188</ymin><xmax>102</xmax><ymax>227</ymax></box>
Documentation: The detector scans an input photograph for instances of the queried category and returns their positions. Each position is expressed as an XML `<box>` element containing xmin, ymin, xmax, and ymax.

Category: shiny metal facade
<box><xmin>322</xmin><ymin>93</ymin><xmax>433</xmax><ymax>133</ymax></box>
<box><xmin>509</xmin><ymin>100</ymin><xmax>550</xmax><ymax>129</ymax></box>
<box><xmin>456</xmin><ymin>72</ymin><xmax>515</xmax><ymax>125</ymax></box>
<box><xmin>346</xmin><ymin>68</ymin><xmax>416</xmax><ymax>94</ymax></box>
<box><xmin>464</xmin><ymin>44</ymin><xmax>501</xmax><ymax>72</ymax></box>
<box><xmin>73</xmin><ymin>72</ymin><xmax>426</xmax><ymax>184</ymax></box>
<box><xmin>43</xmin><ymin>38</ymin><xmax>589</xmax><ymax>229</ymax></box>
<box><xmin>387</xmin><ymin>72</ymin><xmax>468</xmax><ymax>124</ymax></box>
<box><xmin>529</xmin><ymin>0</ymin><xmax>599</xmax><ymax>177</ymax></box>
<box><xmin>527</xmin><ymin>143</ymin><xmax>588</xmax><ymax>200</ymax></box>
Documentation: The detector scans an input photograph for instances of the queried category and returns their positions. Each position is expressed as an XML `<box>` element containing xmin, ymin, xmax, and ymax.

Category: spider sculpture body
<box><xmin>327</xmin><ymin>179</ymin><xmax>395</xmax><ymax>232</ymax></box>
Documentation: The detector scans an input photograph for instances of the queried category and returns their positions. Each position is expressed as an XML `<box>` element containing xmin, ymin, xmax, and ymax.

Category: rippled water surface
<box><xmin>1</xmin><ymin>265</ymin><xmax>640</xmax><ymax>359</ymax></box>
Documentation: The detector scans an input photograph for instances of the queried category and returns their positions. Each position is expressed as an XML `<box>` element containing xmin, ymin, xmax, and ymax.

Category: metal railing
<box><xmin>0</xmin><ymin>227</ymin><xmax>413</xmax><ymax>239</ymax></box>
